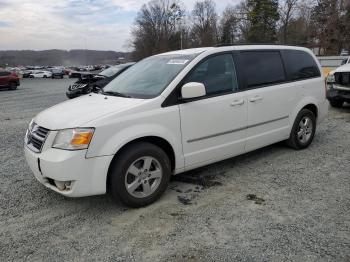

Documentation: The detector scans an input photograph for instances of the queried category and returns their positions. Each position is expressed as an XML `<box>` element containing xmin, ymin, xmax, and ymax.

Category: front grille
<box><xmin>26</xmin><ymin>124</ymin><xmax>49</xmax><ymax>153</ymax></box>
<box><xmin>334</xmin><ymin>72</ymin><xmax>350</xmax><ymax>86</ymax></box>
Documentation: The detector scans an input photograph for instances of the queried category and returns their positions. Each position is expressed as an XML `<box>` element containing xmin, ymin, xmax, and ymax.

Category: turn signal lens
<box><xmin>71</xmin><ymin>132</ymin><xmax>93</xmax><ymax>145</ymax></box>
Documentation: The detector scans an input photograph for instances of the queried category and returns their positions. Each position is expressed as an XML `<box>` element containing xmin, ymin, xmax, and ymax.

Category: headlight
<box><xmin>52</xmin><ymin>128</ymin><xmax>94</xmax><ymax>150</ymax></box>
<box><xmin>327</xmin><ymin>74</ymin><xmax>335</xmax><ymax>83</ymax></box>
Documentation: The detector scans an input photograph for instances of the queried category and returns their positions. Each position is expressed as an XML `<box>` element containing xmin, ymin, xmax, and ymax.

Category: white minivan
<box><xmin>24</xmin><ymin>45</ymin><xmax>328</xmax><ymax>207</ymax></box>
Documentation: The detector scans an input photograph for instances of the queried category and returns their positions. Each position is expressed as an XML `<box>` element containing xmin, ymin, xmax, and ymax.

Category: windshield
<box><xmin>99</xmin><ymin>66</ymin><xmax>125</xmax><ymax>77</ymax></box>
<box><xmin>103</xmin><ymin>54</ymin><xmax>197</xmax><ymax>99</ymax></box>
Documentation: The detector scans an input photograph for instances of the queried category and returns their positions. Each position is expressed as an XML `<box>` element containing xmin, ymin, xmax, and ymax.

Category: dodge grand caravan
<box><xmin>24</xmin><ymin>45</ymin><xmax>328</xmax><ymax>207</ymax></box>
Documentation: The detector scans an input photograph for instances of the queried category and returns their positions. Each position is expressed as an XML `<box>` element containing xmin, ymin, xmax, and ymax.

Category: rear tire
<box><xmin>108</xmin><ymin>142</ymin><xmax>171</xmax><ymax>207</ymax></box>
<box><xmin>286</xmin><ymin>109</ymin><xmax>316</xmax><ymax>150</ymax></box>
<box><xmin>329</xmin><ymin>100</ymin><xmax>343</xmax><ymax>108</ymax></box>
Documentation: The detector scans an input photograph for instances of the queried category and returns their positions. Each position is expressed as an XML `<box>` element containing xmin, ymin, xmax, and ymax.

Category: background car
<box><xmin>29</xmin><ymin>71</ymin><xmax>52</xmax><ymax>78</ymax></box>
<box><xmin>68</xmin><ymin>70</ymin><xmax>89</xmax><ymax>78</ymax></box>
<box><xmin>51</xmin><ymin>68</ymin><xmax>64</xmax><ymax>79</ymax></box>
<box><xmin>66</xmin><ymin>63</ymin><xmax>135</xmax><ymax>99</ymax></box>
<box><xmin>326</xmin><ymin>63</ymin><xmax>350</xmax><ymax>107</ymax></box>
<box><xmin>0</xmin><ymin>71</ymin><xmax>20</xmax><ymax>90</ymax></box>
<box><xmin>341</xmin><ymin>57</ymin><xmax>350</xmax><ymax>65</ymax></box>
<box><xmin>21</xmin><ymin>70</ymin><xmax>33</xmax><ymax>78</ymax></box>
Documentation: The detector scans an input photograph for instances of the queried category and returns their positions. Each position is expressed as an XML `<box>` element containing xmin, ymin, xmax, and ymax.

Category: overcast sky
<box><xmin>0</xmin><ymin>0</ymin><xmax>240</xmax><ymax>52</ymax></box>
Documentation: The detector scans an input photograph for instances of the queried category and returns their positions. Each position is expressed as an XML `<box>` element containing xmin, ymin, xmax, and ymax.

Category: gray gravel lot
<box><xmin>0</xmin><ymin>78</ymin><xmax>349</xmax><ymax>262</ymax></box>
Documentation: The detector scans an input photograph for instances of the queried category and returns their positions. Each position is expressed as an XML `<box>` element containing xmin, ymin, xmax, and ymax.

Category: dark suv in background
<box><xmin>0</xmin><ymin>71</ymin><xmax>20</xmax><ymax>90</ymax></box>
<box><xmin>51</xmin><ymin>68</ymin><xmax>65</xmax><ymax>79</ymax></box>
<box><xmin>66</xmin><ymin>63</ymin><xmax>134</xmax><ymax>99</ymax></box>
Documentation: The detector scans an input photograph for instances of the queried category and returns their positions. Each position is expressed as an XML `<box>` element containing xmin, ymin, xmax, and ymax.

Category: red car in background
<box><xmin>0</xmin><ymin>71</ymin><xmax>20</xmax><ymax>90</ymax></box>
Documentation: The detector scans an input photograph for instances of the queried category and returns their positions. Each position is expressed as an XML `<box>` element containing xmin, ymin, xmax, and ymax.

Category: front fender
<box><xmin>86</xmin><ymin>108</ymin><xmax>184</xmax><ymax>171</ymax></box>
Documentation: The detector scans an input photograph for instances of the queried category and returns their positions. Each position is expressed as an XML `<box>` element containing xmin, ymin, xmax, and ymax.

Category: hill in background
<box><xmin>0</xmin><ymin>49</ymin><xmax>131</xmax><ymax>66</ymax></box>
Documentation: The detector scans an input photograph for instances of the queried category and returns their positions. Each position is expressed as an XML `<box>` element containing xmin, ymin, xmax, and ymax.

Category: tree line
<box><xmin>130</xmin><ymin>0</ymin><xmax>350</xmax><ymax>60</ymax></box>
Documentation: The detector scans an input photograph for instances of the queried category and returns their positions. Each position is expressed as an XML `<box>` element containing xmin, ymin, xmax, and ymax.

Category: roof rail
<box><xmin>214</xmin><ymin>43</ymin><xmax>304</xmax><ymax>47</ymax></box>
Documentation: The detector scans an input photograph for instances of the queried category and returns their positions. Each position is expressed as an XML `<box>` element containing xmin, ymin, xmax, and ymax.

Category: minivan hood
<box><xmin>35</xmin><ymin>94</ymin><xmax>145</xmax><ymax>130</ymax></box>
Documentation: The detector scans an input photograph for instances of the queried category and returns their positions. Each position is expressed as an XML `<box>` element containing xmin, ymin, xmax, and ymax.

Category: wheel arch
<box><xmin>292</xmin><ymin>98</ymin><xmax>319</xmax><ymax>123</ymax></box>
<box><xmin>302</xmin><ymin>103</ymin><xmax>318</xmax><ymax>119</ymax></box>
<box><xmin>289</xmin><ymin>98</ymin><xmax>320</xmax><ymax>135</ymax></box>
<box><xmin>106</xmin><ymin>136</ymin><xmax>176</xmax><ymax>190</ymax></box>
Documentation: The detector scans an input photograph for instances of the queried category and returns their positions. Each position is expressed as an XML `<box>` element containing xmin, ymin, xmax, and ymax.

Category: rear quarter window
<box><xmin>282</xmin><ymin>50</ymin><xmax>321</xmax><ymax>80</ymax></box>
<box><xmin>238</xmin><ymin>51</ymin><xmax>286</xmax><ymax>89</ymax></box>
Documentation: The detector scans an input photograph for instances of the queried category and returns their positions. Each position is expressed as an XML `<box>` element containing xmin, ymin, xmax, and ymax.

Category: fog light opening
<box><xmin>54</xmin><ymin>180</ymin><xmax>72</xmax><ymax>191</ymax></box>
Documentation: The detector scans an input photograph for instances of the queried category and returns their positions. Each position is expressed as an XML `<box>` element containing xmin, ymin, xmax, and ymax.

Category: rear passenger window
<box><xmin>282</xmin><ymin>50</ymin><xmax>321</xmax><ymax>80</ymax></box>
<box><xmin>184</xmin><ymin>54</ymin><xmax>238</xmax><ymax>96</ymax></box>
<box><xmin>239</xmin><ymin>51</ymin><xmax>286</xmax><ymax>88</ymax></box>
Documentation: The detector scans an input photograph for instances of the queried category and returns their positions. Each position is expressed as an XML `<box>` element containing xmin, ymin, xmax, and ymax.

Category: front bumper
<box><xmin>24</xmin><ymin>135</ymin><xmax>114</xmax><ymax>197</ymax></box>
<box><xmin>327</xmin><ymin>85</ymin><xmax>350</xmax><ymax>102</ymax></box>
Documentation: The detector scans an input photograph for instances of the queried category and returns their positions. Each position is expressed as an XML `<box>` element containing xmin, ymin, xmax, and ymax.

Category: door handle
<box><xmin>249</xmin><ymin>95</ymin><xmax>263</xmax><ymax>102</ymax></box>
<box><xmin>230</xmin><ymin>99</ymin><xmax>245</xmax><ymax>107</ymax></box>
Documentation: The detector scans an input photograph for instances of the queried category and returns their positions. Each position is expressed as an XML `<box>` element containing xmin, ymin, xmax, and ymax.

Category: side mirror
<box><xmin>181</xmin><ymin>82</ymin><xmax>206</xmax><ymax>100</ymax></box>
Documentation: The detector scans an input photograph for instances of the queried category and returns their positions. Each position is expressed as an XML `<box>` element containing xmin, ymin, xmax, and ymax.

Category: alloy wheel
<box><xmin>297</xmin><ymin>116</ymin><xmax>313</xmax><ymax>144</ymax></box>
<box><xmin>124</xmin><ymin>156</ymin><xmax>163</xmax><ymax>198</ymax></box>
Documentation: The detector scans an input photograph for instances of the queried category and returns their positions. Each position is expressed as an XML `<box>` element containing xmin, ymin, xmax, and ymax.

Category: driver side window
<box><xmin>184</xmin><ymin>54</ymin><xmax>238</xmax><ymax>96</ymax></box>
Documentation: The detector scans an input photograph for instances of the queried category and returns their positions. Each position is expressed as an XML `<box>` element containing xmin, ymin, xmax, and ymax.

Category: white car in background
<box><xmin>29</xmin><ymin>71</ymin><xmax>52</xmax><ymax>78</ymax></box>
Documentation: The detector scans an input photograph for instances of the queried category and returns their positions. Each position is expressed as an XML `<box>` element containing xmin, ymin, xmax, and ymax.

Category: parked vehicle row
<box><xmin>1</xmin><ymin>64</ymin><xmax>114</xmax><ymax>79</ymax></box>
<box><xmin>24</xmin><ymin>45</ymin><xmax>328</xmax><ymax>207</ymax></box>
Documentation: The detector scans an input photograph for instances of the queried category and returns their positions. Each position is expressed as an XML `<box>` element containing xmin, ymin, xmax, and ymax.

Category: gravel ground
<box><xmin>0</xmin><ymin>78</ymin><xmax>349</xmax><ymax>262</ymax></box>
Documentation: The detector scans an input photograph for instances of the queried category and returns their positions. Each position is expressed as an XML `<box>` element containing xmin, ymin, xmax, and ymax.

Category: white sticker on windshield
<box><xmin>167</xmin><ymin>59</ymin><xmax>189</xmax><ymax>65</ymax></box>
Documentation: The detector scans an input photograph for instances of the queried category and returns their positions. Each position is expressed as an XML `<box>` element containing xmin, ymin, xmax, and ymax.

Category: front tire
<box><xmin>286</xmin><ymin>109</ymin><xmax>316</xmax><ymax>150</ymax></box>
<box><xmin>108</xmin><ymin>142</ymin><xmax>171</xmax><ymax>207</ymax></box>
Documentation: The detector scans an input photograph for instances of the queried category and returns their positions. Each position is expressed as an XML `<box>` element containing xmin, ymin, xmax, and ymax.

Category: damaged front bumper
<box><xmin>327</xmin><ymin>84</ymin><xmax>350</xmax><ymax>102</ymax></box>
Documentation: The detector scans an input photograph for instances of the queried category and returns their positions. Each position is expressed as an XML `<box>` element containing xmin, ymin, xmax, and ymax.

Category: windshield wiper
<box><xmin>102</xmin><ymin>91</ymin><xmax>132</xmax><ymax>98</ymax></box>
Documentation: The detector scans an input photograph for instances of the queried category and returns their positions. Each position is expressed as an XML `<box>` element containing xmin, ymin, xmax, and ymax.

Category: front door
<box><xmin>179</xmin><ymin>53</ymin><xmax>248</xmax><ymax>169</ymax></box>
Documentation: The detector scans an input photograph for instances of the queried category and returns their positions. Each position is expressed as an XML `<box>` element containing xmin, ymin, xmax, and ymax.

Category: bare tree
<box><xmin>279</xmin><ymin>0</ymin><xmax>299</xmax><ymax>44</ymax></box>
<box><xmin>190</xmin><ymin>0</ymin><xmax>218</xmax><ymax>47</ymax></box>
<box><xmin>219</xmin><ymin>5</ymin><xmax>239</xmax><ymax>44</ymax></box>
<box><xmin>234</xmin><ymin>1</ymin><xmax>252</xmax><ymax>43</ymax></box>
<box><xmin>310</xmin><ymin>0</ymin><xmax>346</xmax><ymax>55</ymax></box>
<box><xmin>131</xmin><ymin>0</ymin><xmax>185</xmax><ymax>60</ymax></box>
